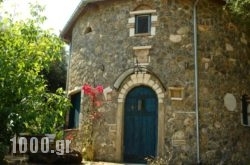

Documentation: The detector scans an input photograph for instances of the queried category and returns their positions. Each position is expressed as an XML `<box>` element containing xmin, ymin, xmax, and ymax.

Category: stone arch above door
<box><xmin>117</xmin><ymin>73</ymin><xmax>165</xmax><ymax>103</ymax></box>
<box><xmin>115</xmin><ymin>72</ymin><xmax>166</xmax><ymax>162</ymax></box>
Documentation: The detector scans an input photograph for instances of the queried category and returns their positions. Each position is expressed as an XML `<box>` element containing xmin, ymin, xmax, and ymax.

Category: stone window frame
<box><xmin>128</xmin><ymin>10</ymin><xmax>158</xmax><ymax>37</ymax></box>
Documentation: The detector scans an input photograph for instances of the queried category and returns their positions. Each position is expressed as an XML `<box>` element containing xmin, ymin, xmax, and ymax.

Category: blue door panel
<box><xmin>124</xmin><ymin>86</ymin><xmax>158</xmax><ymax>163</ymax></box>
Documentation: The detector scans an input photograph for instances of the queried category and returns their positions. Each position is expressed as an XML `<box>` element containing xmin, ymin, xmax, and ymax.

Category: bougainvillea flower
<box><xmin>89</xmin><ymin>111</ymin><xmax>102</xmax><ymax>121</ymax></box>
<box><xmin>95</xmin><ymin>85</ymin><xmax>104</xmax><ymax>94</ymax></box>
<box><xmin>82</xmin><ymin>83</ymin><xmax>103</xmax><ymax>120</ymax></box>
<box><xmin>82</xmin><ymin>84</ymin><xmax>93</xmax><ymax>96</ymax></box>
<box><xmin>65</xmin><ymin>134</ymin><xmax>74</xmax><ymax>140</ymax></box>
<box><xmin>94</xmin><ymin>100</ymin><xmax>102</xmax><ymax>107</ymax></box>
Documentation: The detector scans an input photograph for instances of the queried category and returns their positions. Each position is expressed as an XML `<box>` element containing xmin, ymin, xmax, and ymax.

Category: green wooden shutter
<box><xmin>69</xmin><ymin>92</ymin><xmax>81</xmax><ymax>128</ymax></box>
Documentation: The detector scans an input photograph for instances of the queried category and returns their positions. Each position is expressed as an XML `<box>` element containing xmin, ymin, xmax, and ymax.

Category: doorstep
<box><xmin>83</xmin><ymin>161</ymin><xmax>146</xmax><ymax>165</ymax></box>
<box><xmin>4</xmin><ymin>155</ymin><xmax>29</xmax><ymax>164</ymax></box>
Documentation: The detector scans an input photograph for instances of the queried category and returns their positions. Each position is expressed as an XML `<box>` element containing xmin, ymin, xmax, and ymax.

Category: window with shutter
<box><xmin>135</xmin><ymin>14</ymin><xmax>151</xmax><ymax>34</ymax></box>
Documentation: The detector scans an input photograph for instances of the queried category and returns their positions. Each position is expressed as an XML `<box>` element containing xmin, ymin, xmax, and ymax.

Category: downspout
<box><xmin>193</xmin><ymin>0</ymin><xmax>201</xmax><ymax>164</ymax></box>
<box><xmin>65</xmin><ymin>43</ymin><xmax>72</xmax><ymax>129</ymax></box>
<box><xmin>66</xmin><ymin>43</ymin><xmax>72</xmax><ymax>96</ymax></box>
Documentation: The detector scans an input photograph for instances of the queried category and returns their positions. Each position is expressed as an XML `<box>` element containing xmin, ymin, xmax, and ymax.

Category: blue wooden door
<box><xmin>124</xmin><ymin>86</ymin><xmax>158</xmax><ymax>163</ymax></box>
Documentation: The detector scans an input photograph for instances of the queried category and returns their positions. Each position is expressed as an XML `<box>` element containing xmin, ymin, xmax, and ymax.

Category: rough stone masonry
<box><xmin>62</xmin><ymin>0</ymin><xmax>250</xmax><ymax>164</ymax></box>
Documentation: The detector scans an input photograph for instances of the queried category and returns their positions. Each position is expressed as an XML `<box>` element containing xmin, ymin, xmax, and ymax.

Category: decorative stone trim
<box><xmin>103</xmin><ymin>86</ymin><xmax>113</xmax><ymax>101</ymax></box>
<box><xmin>172</xmin><ymin>130</ymin><xmax>186</xmax><ymax>146</ymax></box>
<box><xmin>128</xmin><ymin>17</ymin><xmax>135</xmax><ymax>24</ymax></box>
<box><xmin>168</xmin><ymin>86</ymin><xmax>185</xmax><ymax>100</ymax></box>
<box><xmin>129</xmin><ymin>28</ymin><xmax>135</xmax><ymax>36</ymax></box>
<box><xmin>68</xmin><ymin>87</ymin><xmax>82</xmax><ymax>96</ymax></box>
<box><xmin>128</xmin><ymin>10</ymin><xmax>158</xmax><ymax>37</ymax></box>
<box><xmin>118</xmin><ymin>73</ymin><xmax>165</xmax><ymax>103</ymax></box>
<box><xmin>151</xmin><ymin>15</ymin><xmax>158</xmax><ymax>22</ymax></box>
<box><xmin>133</xmin><ymin>45</ymin><xmax>152</xmax><ymax>50</ymax></box>
<box><xmin>129</xmin><ymin>10</ymin><xmax>157</xmax><ymax>15</ymax></box>
<box><xmin>133</xmin><ymin>46</ymin><xmax>152</xmax><ymax>65</ymax></box>
<box><xmin>114</xmin><ymin>69</ymin><xmax>134</xmax><ymax>89</ymax></box>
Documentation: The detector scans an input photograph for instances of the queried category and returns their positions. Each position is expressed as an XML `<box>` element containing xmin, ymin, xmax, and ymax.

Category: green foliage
<box><xmin>0</xmin><ymin>2</ymin><xmax>70</xmax><ymax>146</ymax></box>
<box><xmin>226</xmin><ymin>0</ymin><xmax>250</xmax><ymax>25</ymax></box>
<box><xmin>0</xmin><ymin>142</ymin><xmax>8</xmax><ymax>162</ymax></box>
<box><xmin>24</xmin><ymin>88</ymin><xmax>71</xmax><ymax>134</ymax></box>
<box><xmin>43</xmin><ymin>52</ymin><xmax>67</xmax><ymax>92</ymax></box>
<box><xmin>146</xmin><ymin>150</ymin><xmax>173</xmax><ymax>165</ymax></box>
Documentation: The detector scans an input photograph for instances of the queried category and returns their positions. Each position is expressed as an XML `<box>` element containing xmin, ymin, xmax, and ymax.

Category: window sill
<box><xmin>134</xmin><ymin>33</ymin><xmax>152</xmax><ymax>37</ymax></box>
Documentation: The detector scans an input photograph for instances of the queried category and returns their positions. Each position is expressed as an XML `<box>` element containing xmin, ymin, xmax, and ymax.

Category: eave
<box><xmin>60</xmin><ymin>0</ymin><xmax>226</xmax><ymax>43</ymax></box>
<box><xmin>60</xmin><ymin>0</ymin><xmax>105</xmax><ymax>43</ymax></box>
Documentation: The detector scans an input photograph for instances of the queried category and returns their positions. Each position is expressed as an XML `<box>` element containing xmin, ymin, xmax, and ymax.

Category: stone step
<box><xmin>4</xmin><ymin>155</ymin><xmax>28</xmax><ymax>165</ymax></box>
<box><xmin>83</xmin><ymin>161</ymin><xmax>146</xmax><ymax>165</ymax></box>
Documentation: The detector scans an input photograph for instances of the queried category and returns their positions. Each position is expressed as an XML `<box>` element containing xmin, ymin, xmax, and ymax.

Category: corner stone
<box><xmin>169</xmin><ymin>34</ymin><xmax>182</xmax><ymax>43</ymax></box>
<box><xmin>225</xmin><ymin>43</ymin><xmax>234</xmax><ymax>52</ymax></box>
<box><xmin>177</xmin><ymin>26</ymin><xmax>190</xmax><ymax>35</ymax></box>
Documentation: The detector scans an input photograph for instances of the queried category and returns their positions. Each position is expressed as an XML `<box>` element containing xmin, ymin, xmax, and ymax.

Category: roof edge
<box><xmin>60</xmin><ymin>0</ymin><xmax>226</xmax><ymax>42</ymax></box>
<box><xmin>60</xmin><ymin>0</ymin><xmax>105</xmax><ymax>42</ymax></box>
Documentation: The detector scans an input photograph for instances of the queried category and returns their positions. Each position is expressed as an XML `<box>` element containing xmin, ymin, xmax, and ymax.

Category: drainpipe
<box><xmin>193</xmin><ymin>0</ymin><xmax>201</xmax><ymax>164</ymax></box>
<box><xmin>62</xmin><ymin>43</ymin><xmax>72</xmax><ymax>129</ymax></box>
<box><xmin>66</xmin><ymin>43</ymin><xmax>72</xmax><ymax>96</ymax></box>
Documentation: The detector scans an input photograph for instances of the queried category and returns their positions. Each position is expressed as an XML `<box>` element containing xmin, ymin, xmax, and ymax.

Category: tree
<box><xmin>0</xmin><ymin>3</ymin><xmax>70</xmax><ymax>148</ymax></box>
<box><xmin>43</xmin><ymin>49</ymin><xmax>67</xmax><ymax>92</ymax></box>
<box><xmin>226</xmin><ymin>0</ymin><xmax>250</xmax><ymax>25</ymax></box>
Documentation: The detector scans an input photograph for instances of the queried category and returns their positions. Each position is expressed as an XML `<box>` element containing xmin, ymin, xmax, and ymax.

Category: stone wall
<box><xmin>67</xmin><ymin>0</ymin><xmax>250</xmax><ymax>164</ymax></box>
<box><xmin>197</xmin><ymin>1</ymin><xmax>250</xmax><ymax>164</ymax></box>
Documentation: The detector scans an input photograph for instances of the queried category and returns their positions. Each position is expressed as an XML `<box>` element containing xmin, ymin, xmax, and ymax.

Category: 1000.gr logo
<box><xmin>10</xmin><ymin>136</ymin><xmax>71</xmax><ymax>155</ymax></box>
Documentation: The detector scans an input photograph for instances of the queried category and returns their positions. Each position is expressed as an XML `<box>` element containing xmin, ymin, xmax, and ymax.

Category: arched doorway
<box><xmin>123</xmin><ymin>85</ymin><xmax>158</xmax><ymax>163</ymax></box>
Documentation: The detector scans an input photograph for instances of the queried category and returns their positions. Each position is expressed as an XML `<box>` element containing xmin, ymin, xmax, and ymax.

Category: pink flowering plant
<box><xmin>81</xmin><ymin>83</ymin><xmax>104</xmax><ymax>160</ymax></box>
<box><xmin>65</xmin><ymin>133</ymin><xmax>74</xmax><ymax>141</ymax></box>
<box><xmin>82</xmin><ymin>84</ymin><xmax>103</xmax><ymax>121</ymax></box>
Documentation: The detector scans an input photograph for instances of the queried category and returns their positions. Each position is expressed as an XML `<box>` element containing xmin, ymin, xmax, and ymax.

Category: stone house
<box><xmin>61</xmin><ymin>0</ymin><xmax>250</xmax><ymax>164</ymax></box>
